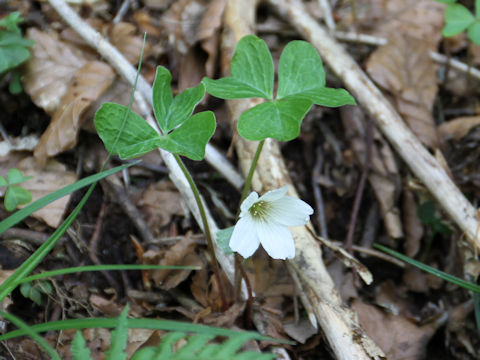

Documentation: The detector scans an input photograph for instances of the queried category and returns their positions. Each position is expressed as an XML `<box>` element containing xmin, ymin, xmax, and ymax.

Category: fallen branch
<box><xmin>268</xmin><ymin>0</ymin><xmax>480</xmax><ymax>250</ymax></box>
<box><xmin>221</xmin><ymin>0</ymin><xmax>384</xmax><ymax>359</ymax></box>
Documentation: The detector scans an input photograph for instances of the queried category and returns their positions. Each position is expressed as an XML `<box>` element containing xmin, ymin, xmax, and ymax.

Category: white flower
<box><xmin>229</xmin><ymin>186</ymin><xmax>314</xmax><ymax>260</ymax></box>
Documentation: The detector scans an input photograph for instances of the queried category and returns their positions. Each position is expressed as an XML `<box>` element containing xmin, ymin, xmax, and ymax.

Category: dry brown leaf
<box><xmin>163</xmin><ymin>0</ymin><xmax>208</xmax><ymax>54</ymax></box>
<box><xmin>109</xmin><ymin>22</ymin><xmax>148</xmax><ymax>65</ymax></box>
<box><xmin>17</xmin><ymin>157</ymin><xmax>77</xmax><ymax>228</ymax></box>
<box><xmin>138</xmin><ymin>181</ymin><xmax>188</xmax><ymax>234</ymax></box>
<box><xmin>33</xmin><ymin>61</ymin><xmax>115</xmax><ymax>166</ymax></box>
<box><xmin>198</xmin><ymin>0</ymin><xmax>226</xmax><ymax>77</ymax></box>
<box><xmin>367</xmin><ymin>34</ymin><xmax>440</xmax><ymax>148</ymax></box>
<box><xmin>23</xmin><ymin>28</ymin><xmax>87</xmax><ymax>114</ymax></box>
<box><xmin>89</xmin><ymin>294</ymin><xmax>121</xmax><ymax>316</ymax></box>
<box><xmin>143</xmin><ymin>235</ymin><xmax>201</xmax><ymax>290</ymax></box>
<box><xmin>179</xmin><ymin>46</ymin><xmax>206</xmax><ymax>92</ymax></box>
<box><xmin>371</xmin><ymin>0</ymin><xmax>445</xmax><ymax>49</ymax></box>
<box><xmin>352</xmin><ymin>300</ymin><xmax>438</xmax><ymax>360</ymax></box>
<box><xmin>438</xmin><ymin>116</ymin><xmax>480</xmax><ymax>141</ymax></box>
<box><xmin>283</xmin><ymin>318</ymin><xmax>317</xmax><ymax>344</ymax></box>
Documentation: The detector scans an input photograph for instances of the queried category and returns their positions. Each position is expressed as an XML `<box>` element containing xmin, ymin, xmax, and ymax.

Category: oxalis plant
<box><xmin>94</xmin><ymin>34</ymin><xmax>355</xmax><ymax>307</ymax></box>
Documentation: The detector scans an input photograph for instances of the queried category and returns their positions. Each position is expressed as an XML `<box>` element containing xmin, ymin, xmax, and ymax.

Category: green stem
<box><xmin>173</xmin><ymin>154</ymin><xmax>228</xmax><ymax>310</ymax></box>
<box><xmin>239</xmin><ymin>140</ymin><xmax>265</xmax><ymax>206</ymax></box>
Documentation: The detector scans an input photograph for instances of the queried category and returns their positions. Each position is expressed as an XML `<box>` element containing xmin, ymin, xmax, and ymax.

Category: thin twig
<box><xmin>318</xmin><ymin>0</ymin><xmax>335</xmax><ymax>30</ymax></box>
<box><xmin>312</xmin><ymin>147</ymin><xmax>328</xmax><ymax>238</ymax></box>
<box><xmin>345</xmin><ymin>117</ymin><xmax>373</xmax><ymax>254</ymax></box>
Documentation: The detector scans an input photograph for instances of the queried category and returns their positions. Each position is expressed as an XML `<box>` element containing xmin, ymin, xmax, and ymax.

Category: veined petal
<box><xmin>259</xmin><ymin>186</ymin><xmax>288</xmax><ymax>202</ymax></box>
<box><xmin>268</xmin><ymin>196</ymin><xmax>313</xmax><ymax>226</ymax></box>
<box><xmin>229</xmin><ymin>216</ymin><xmax>260</xmax><ymax>258</ymax></box>
<box><xmin>257</xmin><ymin>221</ymin><xmax>295</xmax><ymax>260</ymax></box>
<box><xmin>239</xmin><ymin>192</ymin><xmax>259</xmax><ymax>218</ymax></box>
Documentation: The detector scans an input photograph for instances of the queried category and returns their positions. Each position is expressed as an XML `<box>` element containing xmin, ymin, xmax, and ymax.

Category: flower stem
<box><xmin>173</xmin><ymin>154</ymin><xmax>228</xmax><ymax>310</ymax></box>
<box><xmin>239</xmin><ymin>140</ymin><xmax>265</xmax><ymax>205</ymax></box>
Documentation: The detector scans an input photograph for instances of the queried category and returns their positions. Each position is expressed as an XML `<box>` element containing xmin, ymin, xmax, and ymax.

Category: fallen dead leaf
<box><xmin>143</xmin><ymin>235</ymin><xmax>201</xmax><ymax>290</ymax></box>
<box><xmin>138</xmin><ymin>181</ymin><xmax>188</xmax><ymax>234</ymax></box>
<box><xmin>352</xmin><ymin>300</ymin><xmax>438</xmax><ymax>360</ymax></box>
<box><xmin>17</xmin><ymin>157</ymin><xmax>77</xmax><ymax>228</ymax></box>
<box><xmin>283</xmin><ymin>318</ymin><xmax>317</xmax><ymax>344</ymax></box>
<box><xmin>34</xmin><ymin>61</ymin><xmax>115</xmax><ymax>166</ymax></box>
<box><xmin>23</xmin><ymin>28</ymin><xmax>87</xmax><ymax>114</ymax></box>
<box><xmin>109</xmin><ymin>22</ymin><xmax>148</xmax><ymax>65</ymax></box>
<box><xmin>438</xmin><ymin>116</ymin><xmax>480</xmax><ymax>141</ymax></box>
<box><xmin>198</xmin><ymin>0</ymin><xmax>226</xmax><ymax>77</ymax></box>
<box><xmin>163</xmin><ymin>0</ymin><xmax>208</xmax><ymax>54</ymax></box>
<box><xmin>367</xmin><ymin>34</ymin><xmax>440</xmax><ymax>148</ymax></box>
<box><xmin>89</xmin><ymin>294</ymin><xmax>122</xmax><ymax>316</ymax></box>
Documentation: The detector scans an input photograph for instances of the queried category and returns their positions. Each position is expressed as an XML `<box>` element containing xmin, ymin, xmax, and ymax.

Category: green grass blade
<box><xmin>374</xmin><ymin>243</ymin><xmax>480</xmax><ymax>293</ymax></box>
<box><xmin>19</xmin><ymin>264</ymin><xmax>199</xmax><ymax>283</ymax></box>
<box><xmin>0</xmin><ymin>163</ymin><xmax>137</xmax><ymax>234</ymax></box>
<box><xmin>0</xmin><ymin>310</ymin><xmax>60</xmax><ymax>360</ymax></box>
<box><xmin>0</xmin><ymin>317</ymin><xmax>291</xmax><ymax>344</ymax></box>
<box><xmin>0</xmin><ymin>163</ymin><xmax>136</xmax><ymax>301</ymax></box>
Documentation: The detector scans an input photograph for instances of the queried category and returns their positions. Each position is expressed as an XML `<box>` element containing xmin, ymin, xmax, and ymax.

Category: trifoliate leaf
<box><xmin>237</xmin><ymin>98</ymin><xmax>312</xmax><ymax>141</ymax></box>
<box><xmin>202</xmin><ymin>35</ymin><xmax>274</xmax><ymax>99</ymax></box>
<box><xmin>165</xmin><ymin>83</ymin><xmax>205</xmax><ymax>133</ymax></box>
<box><xmin>154</xmin><ymin>111</ymin><xmax>216</xmax><ymax>161</ymax></box>
<box><xmin>7</xmin><ymin>168</ymin><xmax>31</xmax><ymax>185</ymax></box>
<box><xmin>468</xmin><ymin>21</ymin><xmax>480</xmax><ymax>45</ymax></box>
<box><xmin>94</xmin><ymin>102</ymin><xmax>161</xmax><ymax>157</ymax></box>
<box><xmin>152</xmin><ymin>66</ymin><xmax>173</xmax><ymax>131</ymax></box>
<box><xmin>5</xmin><ymin>186</ymin><xmax>32</xmax><ymax>211</ymax></box>
<box><xmin>277</xmin><ymin>41</ymin><xmax>355</xmax><ymax>106</ymax></box>
<box><xmin>442</xmin><ymin>4</ymin><xmax>475</xmax><ymax>37</ymax></box>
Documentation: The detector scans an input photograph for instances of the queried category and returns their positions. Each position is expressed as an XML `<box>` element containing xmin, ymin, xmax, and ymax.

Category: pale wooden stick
<box><xmin>268</xmin><ymin>0</ymin><xmax>480</xmax><ymax>250</ymax></box>
<box><xmin>333</xmin><ymin>31</ymin><xmax>480</xmax><ymax>81</ymax></box>
<box><xmin>47</xmin><ymin>0</ymin><xmax>245</xmax><ymax>296</ymax></box>
<box><xmin>222</xmin><ymin>0</ymin><xmax>384</xmax><ymax>359</ymax></box>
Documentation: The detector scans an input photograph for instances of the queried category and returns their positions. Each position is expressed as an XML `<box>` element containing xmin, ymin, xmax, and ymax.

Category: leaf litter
<box><xmin>2</xmin><ymin>0</ymin><xmax>480</xmax><ymax>359</ymax></box>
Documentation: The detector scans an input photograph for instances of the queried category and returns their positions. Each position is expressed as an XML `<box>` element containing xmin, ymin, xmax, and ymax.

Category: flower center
<box><xmin>249</xmin><ymin>200</ymin><xmax>270</xmax><ymax>220</ymax></box>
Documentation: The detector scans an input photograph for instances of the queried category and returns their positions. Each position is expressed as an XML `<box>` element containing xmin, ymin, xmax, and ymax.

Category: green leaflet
<box><xmin>203</xmin><ymin>35</ymin><xmax>355</xmax><ymax>142</ymax></box>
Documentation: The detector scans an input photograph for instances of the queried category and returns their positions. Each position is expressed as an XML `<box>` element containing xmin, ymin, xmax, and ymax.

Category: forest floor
<box><xmin>2</xmin><ymin>0</ymin><xmax>480</xmax><ymax>359</ymax></box>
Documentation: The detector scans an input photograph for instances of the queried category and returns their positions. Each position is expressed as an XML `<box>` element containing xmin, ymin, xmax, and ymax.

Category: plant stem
<box><xmin>173</xmin><ymin>154</ymin><xmax>228</xmax><ymax>310</ymax></box>
<box><xmin>239</xmin><ymin>140</ymin><xmax>265</xmax><ymax>205</ymax></box>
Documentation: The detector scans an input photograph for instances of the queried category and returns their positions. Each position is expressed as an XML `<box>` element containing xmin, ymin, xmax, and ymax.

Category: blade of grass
<box><xmin>0</xmin><ymin>162</ymin><xmax>138</xmax><ymax>234</ymax></box>
<box><xmin>374</xmin><ymin>243</ymin><xmax>480</xmax><ymax>293</ymax></box>
<box><xmin>19</xmin><ymin>264</ymin><xmax>200</xmax><ymax>283</ymax></box>
<box><xmin>0</xmin><ymin>310</ymin><xmax>61</xmax><ymax>360</ymax></box>
<box><xmin>0</xmin><ymin>163</ymin><xmax>137</xmax><ymax>301</ymax></box>
<box><xmin>0</xmin><ymin>317</ymin><xmax>293</xmax><ymax>344</ymax></box>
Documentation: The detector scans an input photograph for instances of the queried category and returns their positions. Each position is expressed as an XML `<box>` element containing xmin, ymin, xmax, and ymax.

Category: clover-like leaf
<box><xmin>0</xmin><ymin>176</ymin><xmax>7</xmax><ymax>187</ymax></box>
<box><xmin>202</xmin><ymin>35</ymin><xmax>274</xmax><ymax>99</ymax></box>
<box><xmin>237</xmin><ymin>98</ymin><xmax>312</xmax><ymax>141</ymax></box>
<box><xmin>153</xmin><ymin>66</ymin><xmax>206</xmax><ymax>133</ymax></box>
<box><xmin>5</xmin><ymin>186</ymin><xmax>32</xmax><ymax>211</ymax></box>
<box><xmin>152</xmin><ymin>66</ymin><xmax>173</xmax><ymax>130</ymax></box>
<box><xmin>468</xmin><ymin>21</ymin><xmax>480</xmax><ymax>45</ymax></box>
<box><xmin>156</xmin><ymin>111</ymin><xmax>216</xmax><ymax>161</ymax></box>
<box><xmin>443</xmin><ymin>4</ymin><xmax>475</xmax><ymax>37</ymax></box>
<box><xmin>277</xmin><ymin>41</ymin><xmax>356</xmax><ymax>106</ymax></box>
<box><xmin>94</xmin><ymin>102</ymin><xmax>162</xmax><ymax>158</ymax></box>
<box><xmin>7</xmin><ymin>168</ymin><xmax>32</xmax><ymax>185</ymax></box>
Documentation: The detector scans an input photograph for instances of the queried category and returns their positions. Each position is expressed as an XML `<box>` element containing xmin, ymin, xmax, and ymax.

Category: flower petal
<box><xmin>259</xmin><ymin>186</ymin><xmax>288</xmax><ymax>202</ymax></box>
<box><xmin>239</xmin><ymin>192</ymin><xmax>259</xmax><ymax>218</ymax></box>
<box><xmin>257</xmin><ymin>221</ymin><xmax>295</xmax><ymax>260</ymax></box>
<box><xmin>229</xmin><ymin>216</ymin><xmax>260</xmax><ymax>258</ymax></box>
<box><xmin>268</xmin><ymin>196</ymin><xmax>313</xmax><ymax>226</ymax></box>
